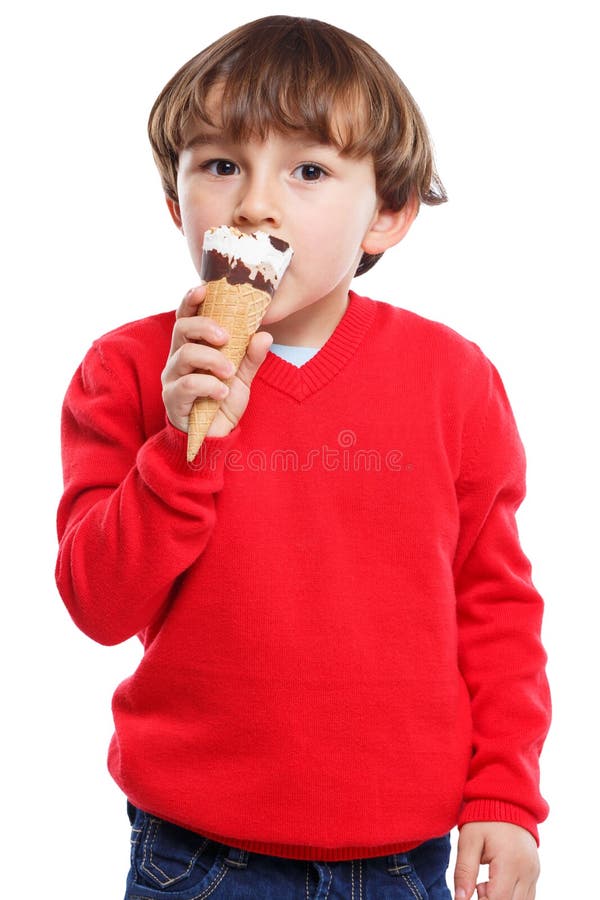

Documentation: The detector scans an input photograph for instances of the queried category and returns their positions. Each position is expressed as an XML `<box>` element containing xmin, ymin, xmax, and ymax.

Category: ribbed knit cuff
<box><xmin>458</xmin><ymin>800</ymin><xmax>540</xmax><ymax>845</ymax></box>
<box><xmin>152</xmin><ymin>421</ymin><xmax>241</xmax><ymax>471</ymax></box>
<box><xmin>137</xmin><ymin>422</ymin><xmax>242</xmax><ymax>497</ymax></box>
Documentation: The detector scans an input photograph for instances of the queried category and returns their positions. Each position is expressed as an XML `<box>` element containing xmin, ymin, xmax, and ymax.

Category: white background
<box><xmin>1</xmin><ymin>0</ymin><xmax>598</xmax><ymax>896</ymax></box>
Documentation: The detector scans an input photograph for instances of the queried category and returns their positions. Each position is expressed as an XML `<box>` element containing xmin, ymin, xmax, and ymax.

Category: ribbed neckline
<box><xmin>257</xmin><ymin>291</ymin><xmax>376</xmax><ymax>401</ymax></box>
<box><xmin>269</xmin><ymin>344</ymin><xmax>320</xmax><ymax>367</ymax></box>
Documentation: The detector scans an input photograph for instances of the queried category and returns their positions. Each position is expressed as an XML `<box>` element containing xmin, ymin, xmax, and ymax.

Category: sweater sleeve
<box><xmin>452</xmin><ymin>358</ymin><xmax>551</xmax><ymax>843</ymax></box>
<box><xmin>55</xmin><ymin>340</ymin><xmax>239</xmax><ymax>646</ymax></box>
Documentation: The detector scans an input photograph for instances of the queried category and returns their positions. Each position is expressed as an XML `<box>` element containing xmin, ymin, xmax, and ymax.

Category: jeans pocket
<box><xmin>400</xmin><ymin>867</ymin><xmax>429</xmax><ymax>899</ymax></box>
<box><xmin>127</xmin><ymin>807</ymin><xmax>230</xmax><ymax>899</ymax></box>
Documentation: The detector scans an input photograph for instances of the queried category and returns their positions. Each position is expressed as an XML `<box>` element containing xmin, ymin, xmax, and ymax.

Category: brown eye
<box><xmin>205</xmin><ymin>159</ymin><xmax>239</xmax><ymax>176</ymax></box>
<box><xmin>293</xmin><ymin>163</ymin><xmax>327</xmax><ymax>182</ymax></box>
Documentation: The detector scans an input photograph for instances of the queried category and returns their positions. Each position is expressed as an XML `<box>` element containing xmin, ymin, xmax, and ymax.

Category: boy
<box><xmin>56</xmin><ymin>16</ymin><xmax>550</xmax><ymax>900</ymax></box>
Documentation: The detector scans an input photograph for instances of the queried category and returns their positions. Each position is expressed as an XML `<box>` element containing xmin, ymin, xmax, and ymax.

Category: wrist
<box><xmin>459</xmin><ymin>799</ymin><xmax>541</xmax><ymax>846</ymax></box>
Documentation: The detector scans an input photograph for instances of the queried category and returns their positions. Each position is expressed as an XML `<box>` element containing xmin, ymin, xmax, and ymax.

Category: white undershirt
<box><xmin>269</xmin><ymin>343</ymin><xmax>320</xmax><ymax>367</ymax></box>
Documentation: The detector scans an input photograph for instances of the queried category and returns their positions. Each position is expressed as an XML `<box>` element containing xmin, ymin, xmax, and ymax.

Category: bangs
<box><xmin>185</xmin><ymin>23</ymin><xmax>380</xmax><ymax>156</ymax></box>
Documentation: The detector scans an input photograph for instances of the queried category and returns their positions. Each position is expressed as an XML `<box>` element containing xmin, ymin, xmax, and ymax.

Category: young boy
<box><xmin>56</xmin><ymin>16</ymin><xmax>550</xmax><ymax>900</ymax></box>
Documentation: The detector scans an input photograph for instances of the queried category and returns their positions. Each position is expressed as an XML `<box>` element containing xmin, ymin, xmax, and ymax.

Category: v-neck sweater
<box><xmin>56</xmin><ymin>291</ymin><xmax>550</xmax><ymax>861</ymax></box>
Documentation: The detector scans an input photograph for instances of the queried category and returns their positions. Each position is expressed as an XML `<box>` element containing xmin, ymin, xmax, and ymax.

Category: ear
<box><xmin>165</xmin><ymin>197</ymin><xmax>184</xmax><ymax>233</ymax></box>
<box><xmin>361</xmin><ymin>192</ymin><xmax>419</xmax><ymax>256</ymax></box>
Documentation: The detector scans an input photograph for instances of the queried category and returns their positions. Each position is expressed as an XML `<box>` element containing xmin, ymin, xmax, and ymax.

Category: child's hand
<box><xmin>454</xmin><ymin>822</ymin><xmax>540</xmax><ymax>899</ymax></box>
<box><xmin>162</xmin><ymin>285</ymin><xmax>273</xmax><ymax>437</ymax></box>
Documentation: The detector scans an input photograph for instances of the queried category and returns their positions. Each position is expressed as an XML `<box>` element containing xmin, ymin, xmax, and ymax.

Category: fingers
<box><xmin>455</xmin><ymin>824</ymin><xmax>539</xmax><ymax>900</ymax></box>
<box><xmin>475</xmin><ymin>878</ymin><xmax>536</xmax><ymax>900</ymax></box>
<box><xmin>485</xmin><ymin>856</ymin><xmax>517</xmax><ymax>899</ymax></box>
<box><xmin>176</xmin><ymin>284</ymin><xmax>207</xmax><ymax>319</ymax></box>
<box><xmin>169</xmin><ymin>306</ymin><xmax>230</xmax><ymax>357</ymax></box>
<box><xmin>454</xmin><ymin>828</ymin><xmax>485</xmax><ymax>900</ymax></box>
<box><xmin>162</xmin><ymin>308</ymin><xmax>235</xmax><ymax>431</ymax></box>
<box><xmin>163</xmin><ymin>337</ymin><xmax>235</xmax><ymax>384</ymax></box>
<box><xmin>471</xmin><ymin>852</ymin><xmax>538</xmax><ymax>899</ymax></box>
<box><xmin>162</xmin><ymin>370</ymin><xmax>230</xmax><ymax>432</ymax></box>
<box><xmin>163</xmin><ymin>285</ymin><xmax>274</xmax><ymax>435</ymax></box>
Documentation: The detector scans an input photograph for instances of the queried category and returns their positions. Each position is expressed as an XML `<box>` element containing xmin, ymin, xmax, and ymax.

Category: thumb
<box><xmin>454</xmin><ymin>827</ymin><xmax>483</xmax><ymax>900</ymax></box>
<box><xmin>238</xmin><ymin>330</ymin><xmax>274</xmax><ymax>383</ymax></box>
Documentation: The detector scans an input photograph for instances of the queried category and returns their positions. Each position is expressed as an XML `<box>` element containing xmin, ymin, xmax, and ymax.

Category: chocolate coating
<box><xmin>268</xmin><ymin>235</ymin><xmax>290</xmax><ymax>253</ymax></box>
<box><xmin>201</xmin><ymin>249</ymin><xmax>275</xmax><ymax>296</ymax></box>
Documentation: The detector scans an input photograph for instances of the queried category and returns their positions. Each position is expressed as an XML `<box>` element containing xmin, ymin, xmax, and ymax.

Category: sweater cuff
<box><xmin>152</xmin><ymin>421</ymin><xmax>241</xmax><ymax>470</ymax></box>
<box><xmin>458</xmin><ymin>800</ymin><xmax>540</xmax><ymax>846</ymax></box>
<box><xmin>137</xmin><ymin>422</ymin><xmax>242</xmax><ymax>496</ymax></box>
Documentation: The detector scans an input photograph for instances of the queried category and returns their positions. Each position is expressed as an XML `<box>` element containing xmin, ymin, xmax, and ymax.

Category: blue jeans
<box><xmin>124</xmin><ymin>803</ymin><xmax>451</xmax><ymax>899</ymax></box>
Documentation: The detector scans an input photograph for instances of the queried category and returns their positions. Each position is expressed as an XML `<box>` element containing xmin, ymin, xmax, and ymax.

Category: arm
<box><xmin>55</xmin><ymin>341</ymin><xmax>234</xmax><ymax>647</ymax></box>
<box><xmin>56</xmin><ymin>287</ymin><xmax>272</xmax><ymax>646</ymax></box>
<box><xmin>451</xmin><ymin>359</ymin><xmax>551</xmax><ymax>897</ymax></box>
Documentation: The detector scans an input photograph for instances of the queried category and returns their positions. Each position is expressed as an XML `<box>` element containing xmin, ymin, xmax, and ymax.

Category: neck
<box><xmin>264</xmin><ymin>291</ymin><xmax>350</xmax><ymax>348</ymax></box>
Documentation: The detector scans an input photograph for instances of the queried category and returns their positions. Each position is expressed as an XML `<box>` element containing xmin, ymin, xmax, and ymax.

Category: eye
<box><xmin>292</xmin><ymin>163</ymin><xmax>327</xmax><ymax>182</ymax></box>
<box><xmin>203</xmin><ymin>159</ymin><xmax>239</xmax><ymax>176</ymax></box>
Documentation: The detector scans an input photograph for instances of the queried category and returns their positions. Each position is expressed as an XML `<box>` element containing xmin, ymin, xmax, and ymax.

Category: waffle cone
<box><xmin>187</xmin><ymin>277</ymin><xmax>271</xmax><ymax>461</ymax></box>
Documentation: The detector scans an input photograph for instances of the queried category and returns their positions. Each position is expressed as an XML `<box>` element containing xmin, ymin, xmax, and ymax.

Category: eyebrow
<box><xmin>182</xmin><ymin>131</ymin><xmax>223</xmax><ymax>150</ymax></box>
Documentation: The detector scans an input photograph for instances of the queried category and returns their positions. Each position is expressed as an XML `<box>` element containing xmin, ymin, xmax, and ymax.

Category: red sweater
<box><xmin>56</xmin><ymin>291</ymin><xmax>550</xmax><ymax>861</ymax></box>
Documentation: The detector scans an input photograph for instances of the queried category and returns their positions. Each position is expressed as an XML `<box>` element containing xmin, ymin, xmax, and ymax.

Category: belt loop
<box><xmin>224</xmin><ymin>845</ymin><xmax>249</xmax><ymax>868</ymax></box>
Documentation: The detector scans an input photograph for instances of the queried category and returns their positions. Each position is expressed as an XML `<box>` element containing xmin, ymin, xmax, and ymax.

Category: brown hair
<box><xmin>148</xmin><ymin>16</ymin><xmax>447</xmax><ymax>275</ymax></box>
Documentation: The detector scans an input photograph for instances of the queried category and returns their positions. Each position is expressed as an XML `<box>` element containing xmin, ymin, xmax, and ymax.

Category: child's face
<box><xmin>168</xmin><ymin>106</ymin><xmax>389</xmax><ymax>342</ymax></box>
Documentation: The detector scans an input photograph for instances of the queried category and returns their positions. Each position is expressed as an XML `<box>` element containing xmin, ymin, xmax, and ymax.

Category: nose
<box><xmin>233</xmin><ymin>173</ymin><xmax>282</xmax><ymax>230</ymax></box>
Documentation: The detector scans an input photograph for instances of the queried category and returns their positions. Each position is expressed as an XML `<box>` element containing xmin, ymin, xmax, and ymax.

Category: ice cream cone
<box><xmin>186</xmin><ymin>278</ymin><xmax>271</xmax><ymax>461</ymax></box>
<box><xmin>186</xmin><ymin>226</ymin><xmax>293</xmax><ymax>463</ymax></box>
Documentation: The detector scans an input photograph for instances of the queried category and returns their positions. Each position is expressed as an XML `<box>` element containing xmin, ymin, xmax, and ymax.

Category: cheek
<box><xmin>298</xmin><ymin>199</ymin><xmax>374</xmax><ymax>269</ymax></box>
<box><xmin>176</xmin><ymin>179</ymin><xmax>214</xmax><ymax>232</ymax></box>
<box><xmin>327</xmin><ymin>180</ymin><xmax>375</xmax><ymax>229</ymax></box>
<box><xmin>178</xmin><ymin>197</ymin><xmax>205</xmax><ymax>237</ymax></box>
<box><xmin>176</xmin><ymin>196</ymin><xmax>215</xmax><ymax>270</ymax></box>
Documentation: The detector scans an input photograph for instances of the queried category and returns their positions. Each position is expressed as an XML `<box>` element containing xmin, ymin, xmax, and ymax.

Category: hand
<box><xmin>162</xmin><ymin>285</ymin><xmax>273</xmax><ymax>437</ymax></box>
<box><xmin>454</xmin><ymin>822</ymin><xmax>540</xmax><ymax>900</ymax></box>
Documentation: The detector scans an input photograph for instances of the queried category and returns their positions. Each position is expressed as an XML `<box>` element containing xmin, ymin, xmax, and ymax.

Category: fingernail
<box><xmin>213</xmin><ymin>326</ymin><xmax>228</xmax><ymax>339</ymax></box>
<box><xmin>455</xmin><ymin>890</ymin><xmax>467</xmax><ymax>899</ymax></box>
